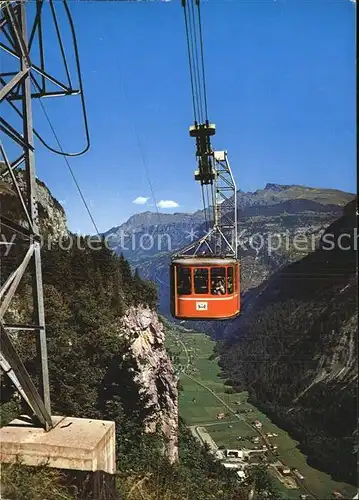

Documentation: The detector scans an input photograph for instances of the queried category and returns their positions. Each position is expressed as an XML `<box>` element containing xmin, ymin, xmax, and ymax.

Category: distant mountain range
<box><xmin>104</xmin><ymin>183</ymin><xmax>355</xmax><ymax>332</ymax></box>
<box><xmin>104</xmin><ymin>182</ymin><xmax>358</xmax><ymax>486</ymax></box>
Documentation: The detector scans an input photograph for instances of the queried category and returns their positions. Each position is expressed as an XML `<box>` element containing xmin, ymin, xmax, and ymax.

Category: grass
<box><xmin>0</xmin><ymin>461</ymin><xmax>75</xmax><ymax>500</ymax></box>
<box><xmin>203</xmin><ymin>421</ymin><xmax>256</xmax><ymax>449</ymax></box>
<box><xmin>170</xmin><ymin>332</ymin><xmax>238</xmax><ymax>424</ymax></box>
<box><xmin>235</xmin><ymin>407</ymin><xmax>357</xmax><ymax>499</ymax></box>
<box><xmin>165</xmin><ymin>322</ymin><xmax>357</xmax><ymax>500</ymax></box>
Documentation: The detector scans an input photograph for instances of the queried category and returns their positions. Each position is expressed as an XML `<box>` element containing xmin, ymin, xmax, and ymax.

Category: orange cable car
<box><xmin>171</xmin><ymin>256</ymin><xmax>240</xmax><ymax>320</ymax></box>
<box><xmin>169</xmin><ymin>150</ymin><xmax>240</xmax><ymax>321</ymax></box>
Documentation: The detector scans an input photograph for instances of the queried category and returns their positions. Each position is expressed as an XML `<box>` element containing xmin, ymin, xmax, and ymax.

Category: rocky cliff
<box><xmin>121</xmin><ymin>306</ymin><xmax>178</xmax><ymax>463</ymax></box>
<box><xmin>0</xmin><ymin>168</ymin><xmax>68</xmax><ymax>242</ymax></box>
<box><xmin>1</xmin><ymin>172</ymin><xmax>179</xmax><ymax>464</ymax></box>
<box><xmin>35</xmin><ymin>179</ymin><xmax>68</xmax><ymax>240</ymax></box>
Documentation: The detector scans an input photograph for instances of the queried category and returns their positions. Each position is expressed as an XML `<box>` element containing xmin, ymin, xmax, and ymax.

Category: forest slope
<box><xmin>219</xmin><ymin>199</ymin><xmax>358</xmax><ymax>485</ymax></box>
<box><xmin>0</xmin><ymin>173</ymin><xmax>250</xmax><ymax>499</ymax></box>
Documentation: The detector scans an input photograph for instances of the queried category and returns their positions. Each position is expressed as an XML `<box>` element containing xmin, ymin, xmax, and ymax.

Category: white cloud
<box><xmin>133</xmin><ymin>196</ymin><xmax>149</xmax><ymax>205</ymax></box>
<box><xmin>156</xmin><ymin>200</ymin><xmax>179</xmax><ymax>209</ymax></box>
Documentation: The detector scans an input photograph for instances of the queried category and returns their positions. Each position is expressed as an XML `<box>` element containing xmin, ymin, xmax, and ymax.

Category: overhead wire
<box><xmin>3</xmin><ymin>0</ymin><xmax>90</xmax><ymax>157</ymax></box>
<box><xmin>114</xmin><ymin>54</ymin><xmax>166</xmax><ymax>285</ymax></box>
<box><xmin>28</xmin><ymin>0</ymin><xmax>90</xmax><ymax>157</ymax></box>
<box><xmin>195</xmin><ymin>0</ymin><xmax>215</xmax><ymax>226</ymax></box>
<box><xmin>115</xmin><ymin>62</ymin><xmax>162</xmax><ymax>226</ymax></box>
<box><xmin>0</xmin><ymin>0</ymin><xmax>98</xmax><ymax>235</ymax></box>
<box><xmin>3</xmin><ymin>1</ymin><xmax>180</xmax><ymax>257</ymax></box>
<box><xmin>134</xmin><ymin>128</ymin><xmax>162</xmax><ymax>225</ymax></box>
<box><xmin>27</xmin><ymin>0</ymin><xmax>97</xmax><ymax>233</ymax></box>
<box><xmin>36</xmin><ymin>94</ymin><xmax>100</xmax><ymax>235</ymax></box>
<box><xmin>183</xmin><ymin>0</ymin><xmax>213</xmax><ymax>226</ymax></box>
<box><xmin>201</xmin><ymin>184</ymin><xmax>208</xmax><ymax>232</ymax></box>
<box><xmin>196</xmin><ymin>0</ymin><xmax>209</xmax><ymax>122</ymax></box>
<box><xmin>182</xmin><ymin>0</ymin><xmax>209</xmax><ymax>125</ymax></box>
<box><xmin>188</xmin><ymin>0</ymin><xmax>203</xmax><ymax>124</ymax></box>
<box><xmin>49</xmin><ymin>0</ymin><xmax>72</xmax><ymax>89</ymax></box>
<box><xmin>183</xmin><ymin>1</ymin><xmax>198</xmax><ymax>123</ymax></box>
<box><xmin>31</xmin><ymin>10</ymin><xmax>163</xmax><ymax>244</ymax></box>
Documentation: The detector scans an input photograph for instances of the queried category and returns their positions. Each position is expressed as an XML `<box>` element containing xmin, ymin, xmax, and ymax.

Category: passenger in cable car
<box><xmin>217</xmin><ymin>280</ymin><xmax>225</xmax><ymax>294</ymax></box>
<box><xmin>227</xmin><ymin>276</ymin><xmax>233</xmax><ymax>294</ymax></box>
<box><xmin>210</xmin><ymin>266</ymin><xmax>226</xmax><ymax>295</ymax></box>
<box><xmin>211</xmin><ymin>278</ymin><xmax>225</xmax><ymax>295</ymax></box>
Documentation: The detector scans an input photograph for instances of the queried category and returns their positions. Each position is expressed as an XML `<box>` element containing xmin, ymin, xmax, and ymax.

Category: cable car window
<box><xmin>177</xmin><ymin>267</ymin><xmax>191</xmax><ymax>295</ymax></box>
<box><xmin>234</xmin><ymin>264</ymin><xmax>238</xmax><ymax>292</ymax></box>
<box><xmin>227</xmin><ymin>266</ymin><xmax>233</xmax><ymax>294</ymax></box>
<box><xmin>210</xmin><ymin>267</ymin><xmax>226</xmax><ymax>295</ymax></box>
<box><xmin>194</xmin><ymin>268</ymin><xmax>209</xmax><ymax>294</ymax></box>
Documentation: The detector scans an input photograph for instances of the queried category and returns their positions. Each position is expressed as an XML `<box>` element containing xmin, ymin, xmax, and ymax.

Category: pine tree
<box><xmin>118</xmin><ymin>254</ymin><xmax>133</xmax><ymax>305</ymax></box>
<box><xmin>106</xmin><ymin>262</ymin><xmax>119</xmax><ymax>309</ymax></box>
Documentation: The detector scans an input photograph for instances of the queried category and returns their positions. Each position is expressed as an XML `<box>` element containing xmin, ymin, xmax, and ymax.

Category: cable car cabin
<box><xmin>170</xmin><ymin>257</ymin><xmax>240</xmax><ymax>320</ymax></box>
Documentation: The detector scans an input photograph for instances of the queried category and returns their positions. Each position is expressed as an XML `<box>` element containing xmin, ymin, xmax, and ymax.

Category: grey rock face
<box><xmin>121</xmin><ymin>306</ymin><xmax>179</xmax><ymax>463</ymax></box>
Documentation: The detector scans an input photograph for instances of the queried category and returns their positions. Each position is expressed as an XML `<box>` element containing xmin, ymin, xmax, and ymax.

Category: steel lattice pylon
<box><xmin>0</xmin><ymin>0</ymin><xmax>86</xmax><ymax>430</ymax></box>
<box><xmin>174</xmin><ymin>150</ymin><xmax>238</xmax><ymax>260</ymax></box>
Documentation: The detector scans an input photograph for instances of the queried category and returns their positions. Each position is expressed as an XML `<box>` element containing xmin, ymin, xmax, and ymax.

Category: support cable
<box><xmin>6</xmin><ymin>0</ymin><xmax>90</xmax><ymax>157</ymax></box>
<box><xmin>191</xmin><ymin>0</ymin><xmax>205</xmax><ymax>123</ymax></box>
<box><xmin>1</xmin><ymin>1</ymin><xmax>89</xmax><ymax>156</ymax></box>
<box><xmin>116</xmin><ymin>62</ymin><xmax>162</xmax><ymax>225</ymax></box>
<box><xmin>185</xmin><ymin>0</ymin><xmax>201</xmax><ymax>123</ymax></box>
<box><xmin>133</xmin><ymin>126</ymin><xmax>162</xmax><ymax>225</ymax></box>
<box><xmin>201</xmin><ymin>184</ymin><xmax>208</xmax><ymax>232</ymax></box>
<box><xmin>182</xmin><ymin>1</ymin><xmax>198</xmax><ymax>123</ymax></box>
<box><xmin>33</xmin><ymin>0</ymin><xmax>89</xmax><ymax>157</ymax></box>
<box><xmin>49</xmin><ymin>0</ymin><xmax>72</xmax><ymax>89</ymax></box>
<box><xmin>196</xmin><ymin>0</ymin><xmax>209</xmax><ymax>122</ymax></box>
<box><xmin>189</xmin><ymin>0</ymin><xmax>204</xmax><ymax>123</ymax></box>
<box><xmin>209</xmin><ymin>187</ymin><xmax>214</xmax><ymax>229</ymax></box>
<box><xmin>36</xmin><ymin>95</ymin><xmax>100</xmax><ymax>234</ymax></box>
<box><xmin>183</xmin><ymin>0</ymin><xmax>215</xmax><ymax>231</ymax></box>
<box><xmin>182</xmin><ymin>0</ymin><xmax>209</xmax><ymax>125</ymax></box>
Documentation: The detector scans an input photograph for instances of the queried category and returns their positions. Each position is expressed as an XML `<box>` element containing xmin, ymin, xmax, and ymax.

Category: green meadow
<box><xmin>164</xmin><ymin>320</ymin><xmax>357</xmax><ymax>500</ymax></box>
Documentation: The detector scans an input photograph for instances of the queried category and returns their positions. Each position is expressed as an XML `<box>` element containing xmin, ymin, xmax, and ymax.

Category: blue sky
<box><xmin>3</xmin><ymin>0</ymin><xmax>356</xmax><ymax>234</ymax></box>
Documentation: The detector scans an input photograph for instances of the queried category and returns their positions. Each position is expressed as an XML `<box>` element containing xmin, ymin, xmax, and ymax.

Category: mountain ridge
<box><xmin>104</xmin><ymin>183</ymin><xmax>355</xmax><ymax>237</ymax></box>
<box><xmin>103</xmin><ymin>183</ymin><xmax>355</xmax><ymax>331</ymax></box>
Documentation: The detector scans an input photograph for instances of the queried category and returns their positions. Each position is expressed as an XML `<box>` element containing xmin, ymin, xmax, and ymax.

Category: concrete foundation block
<box><xmin>0</xmin><ymin>416</ymin><xmax>116</xmax><ymax>474</ymax></box>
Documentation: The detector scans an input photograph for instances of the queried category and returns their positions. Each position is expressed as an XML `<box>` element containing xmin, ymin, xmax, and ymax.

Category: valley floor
<box><xmin>164</xmin><ymin>321</ymin><xmax>357</xmax><ymax>500</ymax></box>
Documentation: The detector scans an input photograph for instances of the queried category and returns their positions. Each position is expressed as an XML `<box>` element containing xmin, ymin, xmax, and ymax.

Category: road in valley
<box><xmin>175</xmin><ymin>332</ymin><xmax>319</xmax><ymax>499</ymax></box>
<box><xmin>189</xmin><ymin>425</ymin><xmax>219</xmax><ymax>454</ymax></box>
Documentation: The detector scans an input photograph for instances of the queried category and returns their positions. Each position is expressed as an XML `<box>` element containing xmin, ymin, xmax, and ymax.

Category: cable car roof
<box><xmin>172</xmin><ymin>257</ymin><xmax>238</xmax><ymax>266</ymax></box>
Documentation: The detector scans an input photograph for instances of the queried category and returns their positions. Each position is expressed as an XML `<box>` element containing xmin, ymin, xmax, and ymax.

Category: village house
<box><xmin>293</xmin><ymin>469</ymin><xmax>304</xmax><ymax>480</ymax></box>
<box><xmin>225</xmin><ymin>449</ymin><xmax>244</xmax><ymax>460</ymax></box>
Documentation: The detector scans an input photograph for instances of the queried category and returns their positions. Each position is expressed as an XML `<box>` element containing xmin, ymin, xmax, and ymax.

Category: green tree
<box><xmin>245</xmin><ymin>465</ymin><xmax>281</xmax><ymax>499</ymax></box>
